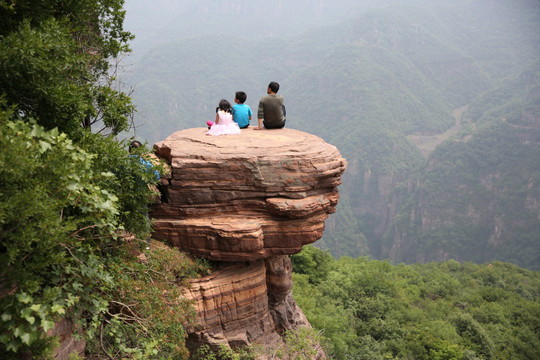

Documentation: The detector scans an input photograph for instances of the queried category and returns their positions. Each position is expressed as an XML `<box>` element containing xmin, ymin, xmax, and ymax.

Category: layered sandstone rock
<box><xmin>151</xmin><ymin>127</ymin><xmax>346</xmax><ymax>354</ymax></box>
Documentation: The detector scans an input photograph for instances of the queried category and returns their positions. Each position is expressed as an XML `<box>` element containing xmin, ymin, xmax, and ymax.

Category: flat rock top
<box><xmin>154</xmin><ymin>127</ymin><xmax>340</xmax><ymax>161</ymax></box>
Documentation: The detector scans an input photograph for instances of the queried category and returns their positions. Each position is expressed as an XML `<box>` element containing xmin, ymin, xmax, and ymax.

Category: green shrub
<box><xmin>0</xmin><ymin>119</ymin><xmax>119</xmax><ymax>355</ymax></box>
<box><xmin>0</xmin><ymin>118</ymin><xmax>199</xmax><ymax>358</ymax></box>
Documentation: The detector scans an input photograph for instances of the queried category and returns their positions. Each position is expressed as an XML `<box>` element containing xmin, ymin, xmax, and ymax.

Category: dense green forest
<box><xmin>290</xmin><ymin>245</ymin><xmax>540</xmax><ymax>360</ymax></box>
<box><xmin>124</xmin><ymin>0</ymin><xmax>540</xmax><ymax>270</ymax></box>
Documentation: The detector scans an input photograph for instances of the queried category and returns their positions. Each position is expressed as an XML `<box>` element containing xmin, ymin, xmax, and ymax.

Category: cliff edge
<box><xmin>151</xmin><ymin>127</ymin><xmax>347</xmax><ymax>355</ymax></box>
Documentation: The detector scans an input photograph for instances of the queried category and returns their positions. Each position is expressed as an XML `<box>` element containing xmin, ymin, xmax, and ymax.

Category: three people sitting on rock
<box><xmin>206</xmin><ymin>82</ymin><xmax>286</xmax><ymax>135</ymax></box>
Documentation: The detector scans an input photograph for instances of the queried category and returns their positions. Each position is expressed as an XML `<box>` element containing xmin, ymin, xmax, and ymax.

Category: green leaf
<box><xmin>51</xmin><ymin>304</ymin><xmax>65</xmax><ymax>315</ymax></box>
<box><xmin>13</xmin><ymin>325</ymin><xmax>26</xmax><ymax>338</ymax></box>
<box><xmin>39</xmin><ymin>140</ymin><xmax>52</xmax><ymax>152</ymax></box>
<box><xmin>67</xmin><ymin>181</ymin><xmax>82</xmax><ymax>191</ymax></box>
<box><xmin>41</xmin><ymin>320</ymin><xmax>55</xmax><ymax>333</ymax></box>
<box><xmin>20</xmin><ymin>307</ymin><xmax>33</xmax><ymax>319</ymax></box>
<box><xmin>19</xmin><ymin>331</ymin><xmax>37</xmax><ymax>346</ymax></box>
<box><xmin>0</xmin><ymin>334</ymin><xmax>11</xmax><ymax>344</ymax></box>
<box><xmin>17</xmin><ymin>293</ymin><xmax>32</xmax><ymax>304</ymax></box>
<box><xmin>101</xmin><ymin>171</ymin><xmax>114</xmax><ymax>178</ymax></box>
<box><xmin>6</xmin><ymin>340</ymin><xmax>19</xmax><ymax>352</ymax></box>
<box><xmin>30</xmin><ymin>125</ymin><xmax>44</xmax><ymax>138</ymax></box>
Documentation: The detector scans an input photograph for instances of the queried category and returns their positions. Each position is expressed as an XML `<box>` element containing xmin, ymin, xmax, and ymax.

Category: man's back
<box><xmin>258</xmin><ymin>94</ymin><xmax>285</xmax><ymax>129</ymax></box>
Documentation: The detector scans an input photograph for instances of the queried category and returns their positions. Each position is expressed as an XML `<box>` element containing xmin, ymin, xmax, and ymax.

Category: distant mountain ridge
<box><xmin>123</xmin><ymin>0</ymin><xmax>540</xmax><ymax>269</ymax></box>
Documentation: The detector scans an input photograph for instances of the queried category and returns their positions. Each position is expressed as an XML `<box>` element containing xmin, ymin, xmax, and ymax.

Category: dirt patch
<box><xmin>408</xmin><ymin>105</ymin><xmax>468</xmax><ymax>157</ymax></box>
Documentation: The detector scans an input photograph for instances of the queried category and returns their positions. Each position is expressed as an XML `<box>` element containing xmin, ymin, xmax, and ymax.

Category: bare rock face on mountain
<box><xmin>151</xmin><ymin>127</ymin><xmax>346</xmax><ymax>354</ymax></box>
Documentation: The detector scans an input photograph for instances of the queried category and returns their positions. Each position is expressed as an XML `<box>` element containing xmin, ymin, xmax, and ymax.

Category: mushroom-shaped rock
<box><xmin>151</xmin><ymin>127</ymin><xmax>347</xmax><ymax>262</ymax></box>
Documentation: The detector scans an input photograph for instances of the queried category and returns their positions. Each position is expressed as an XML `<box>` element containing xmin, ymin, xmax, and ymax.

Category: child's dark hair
<box><xmin>268</xmin><ymin>81</ymin><xmax>280</xmax><ymax>93</ymax></box>
<box><xmin>235</xmin><ymin>91</ymin><xmax>247</xmax><ymax>104</ymax></box>
<box><xmin>218</xmin><ymin>99</ymin><xmax>232</xmax><ymax>113</ymax></box>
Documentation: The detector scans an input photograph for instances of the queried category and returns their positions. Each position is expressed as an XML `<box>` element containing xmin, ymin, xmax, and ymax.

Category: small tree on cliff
<box><xmin>0</xmin><ymin>0</ymin><xmax>134</xmax><ymax>136</ymax></box>
<box><xmin>0</xmin><ymin>1</ymin><xmax>152</xmax><ymax>241</ymax></box>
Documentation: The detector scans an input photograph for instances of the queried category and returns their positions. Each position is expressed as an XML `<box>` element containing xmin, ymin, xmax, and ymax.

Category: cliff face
<box><xmin>383</xmin><ymin>122</ymin><xmax>540</xmax><ymax>268</ymax></box>
<box><xmin>151</xmin><ymin>127</ymin><xmax>347</xmax><ymax>353</ymax></box>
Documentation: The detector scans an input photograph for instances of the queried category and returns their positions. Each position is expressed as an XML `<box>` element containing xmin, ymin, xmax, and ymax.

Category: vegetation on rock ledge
<box><xmin>0</xmin><ymin>1</ymin><xmax>207</xmax><ymax>358</ymax></box>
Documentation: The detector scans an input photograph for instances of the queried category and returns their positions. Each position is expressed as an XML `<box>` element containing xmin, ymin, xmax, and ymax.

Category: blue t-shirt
<box><xmin>129</xmin><ymin>154</ymin><xmax>160</xmax><ymax>181</ymax></box>
<box><xmin>232</xmin><ymin>103</ymin><xmax>252</xmax><ymax>128</ymax></box>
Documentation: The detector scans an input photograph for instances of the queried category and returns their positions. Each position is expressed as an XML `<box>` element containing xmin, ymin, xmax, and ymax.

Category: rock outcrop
<box><xmin>151</xmin><ymin>127</ymin><xmax>346</xmax><ymax>354</ymax></box>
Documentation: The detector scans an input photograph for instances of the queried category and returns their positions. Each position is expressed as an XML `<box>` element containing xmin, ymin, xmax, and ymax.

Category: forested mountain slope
<box><xmin>290</xmin><ymin>245</ymin><xmax>540</xmax><ymax>359</ymax></box>
<box><xmin>123</xmin><ymin>0</ymin><xmax>540</xmax><ymax>269</ymax></box>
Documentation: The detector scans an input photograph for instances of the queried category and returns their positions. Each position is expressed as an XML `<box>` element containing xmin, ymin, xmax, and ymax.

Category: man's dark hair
<box><xmin>129</xmin><ymin>140</ymin><xmax>142</xmax><ymax>152</ymax></box>
<box><xmin>235</xmin><ymin>91</ymin><xmax>247</xmax><ymax>104</ymax></box>
<box><xmin>268</xmin><ymin>81</ymin><xmax>280</xmax><ymax>93</ymax></box>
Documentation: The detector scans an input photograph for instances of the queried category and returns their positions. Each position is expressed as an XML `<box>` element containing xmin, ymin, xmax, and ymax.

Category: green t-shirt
<box><xmin>257</xmin><ymin>94</ymin><xmax>285</xmax><ymax>128</ymax></box>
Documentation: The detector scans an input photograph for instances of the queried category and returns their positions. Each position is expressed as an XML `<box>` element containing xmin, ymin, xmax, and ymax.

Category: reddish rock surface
<box><xmin>152</xmin><ymin>127</ymin><xmax>347</xmax><ymax>262</ymax></box>
<box><xmin>151</xmin><ymin>127</ymin><xmax>346</xmax><ymax>355</ymax></box>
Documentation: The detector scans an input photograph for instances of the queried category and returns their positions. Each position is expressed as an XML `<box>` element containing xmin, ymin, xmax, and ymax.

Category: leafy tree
<box><xmin>0</xmin><ymin>1</ymin><xmax>189</xmax><ymax>358</ymax></box>
<box><xmin>0</xmin><ymin>114</ymin><xmax>197</xmax><ymax>358</ymax></box>
<box><xmin>0</xmin><ymin>0</ymin><xmax>134</xmax><ymax>136</ymax></box>
<box><xmin>290</xmin><ymin>245</ymin><xmax>334</xmax><ymax>284</ymax></box>
<box><xmin>0</xmin><ymin>118</ymin><xmax>119</xmax><ymax>355</ymax></box>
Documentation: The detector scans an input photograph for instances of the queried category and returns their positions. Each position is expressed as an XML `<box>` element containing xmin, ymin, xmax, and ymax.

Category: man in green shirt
<box><xmin>255</xmin><ymin>81</ymin><xmax>286</xmax><ymax>129</ymax></box>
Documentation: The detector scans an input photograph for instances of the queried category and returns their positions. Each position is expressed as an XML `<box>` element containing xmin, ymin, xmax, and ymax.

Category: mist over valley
<box><xmin>123</xmin><ymin>0</ymin><xmax>540</xmax><ymax>270</ymax></box>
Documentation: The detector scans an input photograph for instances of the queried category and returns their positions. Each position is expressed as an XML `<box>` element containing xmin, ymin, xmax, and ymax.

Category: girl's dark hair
<box><xmin>218</xmin><ymin>99</ymin><xmax>232</xmax><ymax>113</ymax></box>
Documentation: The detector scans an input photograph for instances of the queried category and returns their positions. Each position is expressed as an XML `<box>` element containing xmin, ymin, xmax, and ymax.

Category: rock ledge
<box><xmin>152</xmin><ymin>127</ymin><xmax>347</xmax><ymax>262</ymax></box>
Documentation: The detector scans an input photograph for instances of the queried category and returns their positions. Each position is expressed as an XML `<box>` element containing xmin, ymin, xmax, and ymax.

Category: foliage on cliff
<box><xmin>291</xmin><ymin>245</ymin><xmax>540</xmax><ymax>360</ymax></box>
<box><xmin>0</xmin><ymin>110</ymin><xmax>211</xmax><ymax>359</ymax></box>
<box><xmin>86</xmin><ymin>240</ymin><xmax>210</xmax><ymax>359</ymax></box>
<box><xmin>0</xmin><ymin>0</ymin><xmax>134</xmax><ymax>137</ymax></box>
<box><xmin>0</xmin><ymin>1</ymin><xmax>208</xmax><ymax>358</ymax></box>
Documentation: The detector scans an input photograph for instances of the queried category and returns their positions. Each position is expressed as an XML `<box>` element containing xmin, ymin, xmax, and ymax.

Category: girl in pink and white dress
<box><xmin>206</xmin><ymin>99</ymin><xmax>241</xmax><ymax>136</ymax></box>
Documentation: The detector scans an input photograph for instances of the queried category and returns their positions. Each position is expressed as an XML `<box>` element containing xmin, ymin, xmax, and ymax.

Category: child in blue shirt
<box><xmin>232</xmin><ymin>91</ymin><xmax>252</xmax><ymax>129</ymax></box>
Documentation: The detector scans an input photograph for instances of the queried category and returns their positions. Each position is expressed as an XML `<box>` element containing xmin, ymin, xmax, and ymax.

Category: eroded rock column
<box><xmin>151</xmin><ymin>127</ymin><xmax>346</xmax><ymax>351</ymax></box>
